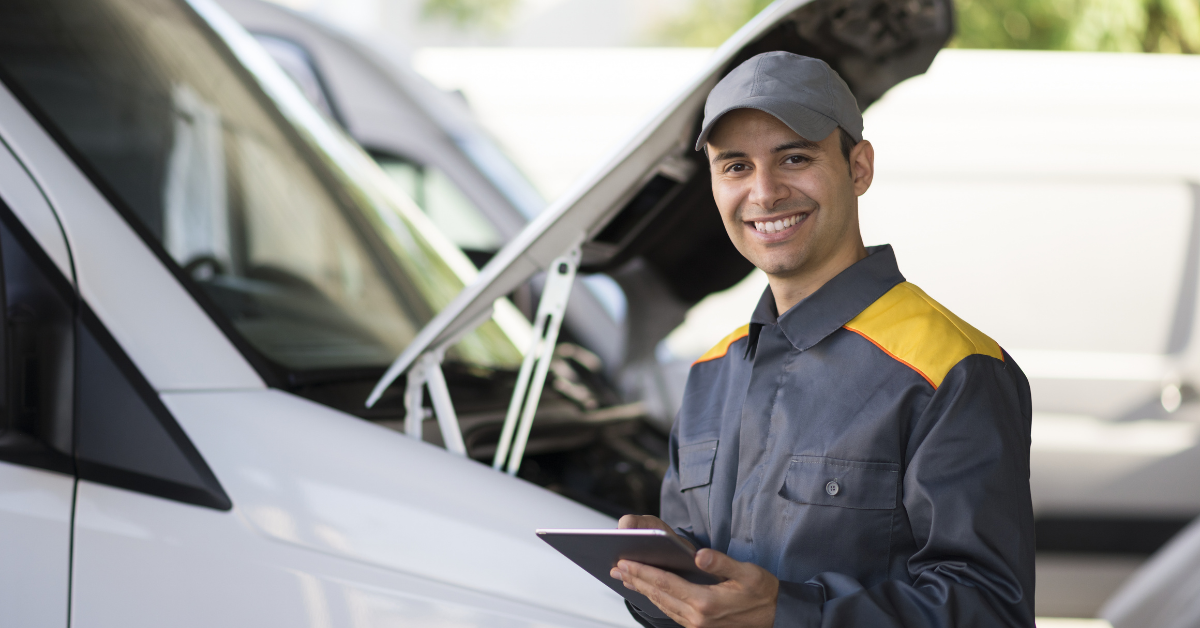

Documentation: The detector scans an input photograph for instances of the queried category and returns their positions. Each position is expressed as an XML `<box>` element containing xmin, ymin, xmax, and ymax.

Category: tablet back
<box><xmin>537</xmin><ymin>529</ymin><xmax>720</xmax><ymax>619</ymax></box>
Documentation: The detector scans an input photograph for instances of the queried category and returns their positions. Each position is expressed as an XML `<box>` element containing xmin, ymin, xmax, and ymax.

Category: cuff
<box><xmin>625</xmin><ymin>600</ymin><xmax>683</xmax><ymax>628</ymax></box>
<box><xmin>773</xmin><ymin>581</ymin><xmax>824</xmax><ymax>628</ymax></box>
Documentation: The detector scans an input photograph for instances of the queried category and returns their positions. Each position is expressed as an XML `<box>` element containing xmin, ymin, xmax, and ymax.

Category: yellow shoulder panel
<box><xmin>693</xmin><ymin>324</ymin><xmax>751</xmax><ymax>365</ymax></box>
<box><xmin>843</xmin><ymin>283</ymin><xmax>1002</xmax><ymax>388</ymax></box>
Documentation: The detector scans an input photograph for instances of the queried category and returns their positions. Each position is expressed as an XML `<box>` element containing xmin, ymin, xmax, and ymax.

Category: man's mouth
<box><xmin>749</xmin><ymin>212</ymin><xmax>808</xmax><ymax>235</ymax></box>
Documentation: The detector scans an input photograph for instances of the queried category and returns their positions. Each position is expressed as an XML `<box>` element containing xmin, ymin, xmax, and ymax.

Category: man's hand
<box><xmin>611</xmin><ymin>516</ymin><xmax>778</xmax><ymax>628</ymax></box>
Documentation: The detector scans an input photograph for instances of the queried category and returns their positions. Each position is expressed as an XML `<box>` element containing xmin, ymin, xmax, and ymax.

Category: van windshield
<box><xmin>0</xmin><ymin>0</ymin><xmax>524</xmax><ymax>374</ymax></box>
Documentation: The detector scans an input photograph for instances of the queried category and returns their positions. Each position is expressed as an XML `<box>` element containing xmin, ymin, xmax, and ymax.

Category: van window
<box><xmin>0</xmin><ymin>206</ymin><xmax>74</xmax><ymax>475</ymax></box>
<box><xmin>0</xmin><ymin>0</ymin><xmax>522</xmax><ymax>375</ymax></box>
<box><xmin>374</xmin><ymin>155</ymin><xmax>504</xmax><ymax>253</ymax></box>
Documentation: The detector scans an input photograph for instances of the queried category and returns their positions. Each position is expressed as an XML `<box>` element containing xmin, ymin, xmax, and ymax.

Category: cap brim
<box><xmin>694</xmin><ymin>97</ymin><xmax>841</xmax><ymax>151</ymax></box>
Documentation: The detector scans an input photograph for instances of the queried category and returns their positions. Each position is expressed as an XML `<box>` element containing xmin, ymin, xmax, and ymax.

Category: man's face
<box><xmin>706</xmin><ymin>109</ymin><xmax>872</xmax><ymax>279</ymax></box>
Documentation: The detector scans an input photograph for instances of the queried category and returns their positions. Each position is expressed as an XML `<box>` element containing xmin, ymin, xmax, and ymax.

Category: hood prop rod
<box><xmin>403</xmin><ymin>348</ymin><xmax>466</xmax><ymax>455</ymax></box>
<box><xmin>396</xmin><ymin>307</ymin><xmax>496</xmax><ymax>456</ymax></box>
<box><xmin>493</xmin><ymin>244</ymin><xmax>581</xmax><ymax>475</ymax></box>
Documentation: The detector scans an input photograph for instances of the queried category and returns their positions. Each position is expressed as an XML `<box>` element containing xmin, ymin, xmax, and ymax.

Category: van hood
<box><xmin>377</xmin><ymin>0</ymin><xmax>953</xmax><ymax>386</ymax></box>
<box><xmin>169</xmin><ymin>389</ymin><xmax>637</xmax><ymax>626</ymax></box>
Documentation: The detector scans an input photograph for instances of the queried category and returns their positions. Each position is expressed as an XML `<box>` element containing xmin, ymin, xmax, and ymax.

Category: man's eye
<box><xmin>726</xmin><ymin>163</ymin><xmax>747</xmax><ymax>173</ymax></box>
<box><xmin>785</xmin><ymin>155</ymin><xmax>810</xmax><ymax>164</ymax></box>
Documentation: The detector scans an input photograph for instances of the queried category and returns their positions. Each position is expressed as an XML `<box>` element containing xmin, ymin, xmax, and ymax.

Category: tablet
<box><xmin>536</xmin><ymin>528</ymin><xmax>720</xmax><ymax>618</ymax></box>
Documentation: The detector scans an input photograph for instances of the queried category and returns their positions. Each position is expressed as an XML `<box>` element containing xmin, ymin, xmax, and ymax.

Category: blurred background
<box><xmin>260</xmin><ymin>0</ymin><xmax>1198</xmax><ymax>200</ymax></box>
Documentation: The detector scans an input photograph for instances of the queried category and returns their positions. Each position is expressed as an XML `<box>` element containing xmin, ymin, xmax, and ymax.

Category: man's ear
<box><xmin>850</xmin><ymin>139</ymin><xmax>874</xmax><ymax>196</ymax></box>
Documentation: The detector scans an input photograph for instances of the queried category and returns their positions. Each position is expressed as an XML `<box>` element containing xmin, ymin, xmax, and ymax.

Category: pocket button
<box><xmin>825</xmin><ymin>480</ymin><xmax>840</xmax><ymax>496</ymax></box>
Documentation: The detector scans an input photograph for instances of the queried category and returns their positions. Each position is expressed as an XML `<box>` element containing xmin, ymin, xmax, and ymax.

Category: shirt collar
<box><xmin>748</xmin><ymin>244</ymin><xmax>905</xmax><ymax>353</ymax></box>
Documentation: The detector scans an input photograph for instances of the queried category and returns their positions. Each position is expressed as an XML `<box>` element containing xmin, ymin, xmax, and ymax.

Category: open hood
<box><xmin>372</xmin><ymin>0</ymin><xmax>953</xmax><ymax>397</ymax></box>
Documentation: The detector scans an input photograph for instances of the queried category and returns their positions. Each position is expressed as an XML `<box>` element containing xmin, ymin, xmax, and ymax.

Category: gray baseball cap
<box><xmin>695</xmin><ymin>51</ymin><xmax>863</xmax><ymax>151</ymax></box>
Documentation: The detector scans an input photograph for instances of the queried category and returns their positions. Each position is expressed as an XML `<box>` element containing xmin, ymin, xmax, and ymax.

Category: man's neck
<box><xmin>768</xmin><ymin>241</ymin><xmax>869</xmax><ymax>317</ymax></box>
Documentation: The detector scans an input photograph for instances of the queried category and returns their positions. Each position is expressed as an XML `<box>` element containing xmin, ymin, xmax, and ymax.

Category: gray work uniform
<box><xmin>629</xmin><ymin>245</ymin><xmax>1035</xmax><ymax>627</ymax></box>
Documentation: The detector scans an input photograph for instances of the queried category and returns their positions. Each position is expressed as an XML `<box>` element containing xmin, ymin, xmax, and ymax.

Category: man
<box><xmin>609</xmin><ymin>52</ymin><xmax>1035</xmax><ymax>627</ymax></box>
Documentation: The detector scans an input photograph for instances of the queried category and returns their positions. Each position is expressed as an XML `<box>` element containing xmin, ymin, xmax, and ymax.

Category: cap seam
<box><xmin>823</xmin><ymin>62</ymin><xmax>836</xmax><ymax>122</ymax></box>
<box><xmin>751</xmin><ymin>56</ymin><xmax>763</xmax><ymax>96</ymax></box>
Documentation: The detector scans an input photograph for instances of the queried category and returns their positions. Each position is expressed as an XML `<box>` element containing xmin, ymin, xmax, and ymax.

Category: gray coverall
<box><xmin>629</xmin><ymin>245</ymin><xmax>1035</xmax><ymax>627</ymax></box>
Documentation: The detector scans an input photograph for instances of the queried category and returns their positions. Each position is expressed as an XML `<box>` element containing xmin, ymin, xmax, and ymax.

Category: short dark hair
<box><xmin>838</xmin><ymin>127</ymin><xmax>857</xmax><ymax>167</ymax></box>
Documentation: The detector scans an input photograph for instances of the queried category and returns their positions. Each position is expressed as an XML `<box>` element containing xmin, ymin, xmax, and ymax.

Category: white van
<box><xmin>0</xmin><ymin>0</ymin><xmax>953</xmax><ymax>625</ymax></box>
<box><xmin>0</xmin><ymin>0</ymin><xmax>635</xmax><ymax>625</ymax></box>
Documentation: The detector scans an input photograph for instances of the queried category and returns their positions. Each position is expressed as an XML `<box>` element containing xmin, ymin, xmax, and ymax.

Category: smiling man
<box><xmin>610</xmin><ymin>52</ymin><xmax>1036</xmax><ymax>627</ymax></box>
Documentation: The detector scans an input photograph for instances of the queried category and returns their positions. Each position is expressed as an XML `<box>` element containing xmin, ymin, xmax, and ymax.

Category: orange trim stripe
<box><xmin>843</xmin><ymin>325</ymin><xmax>938</xmax><ymax>389</ymax></box>
<box><xmin>693</xmin><ymin>324</ymin><xmax>751</xmax><ymax>365</ymax></box>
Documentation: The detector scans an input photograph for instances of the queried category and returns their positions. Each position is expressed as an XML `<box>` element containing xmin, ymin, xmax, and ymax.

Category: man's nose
<box><xmin>747</xmin><ymin>166</ymin><xmax>788</xmax><ymax>211</ymax></box>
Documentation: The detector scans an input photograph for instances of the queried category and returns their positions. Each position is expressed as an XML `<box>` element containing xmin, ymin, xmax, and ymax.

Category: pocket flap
<box><xmin>778</xmin><ymin>456</ymin><xmax>899</xmax><ymax>510</ymax></box>
<box><xmin>677</xmin><ymin>440</ymin><xmax>719</xmax><ymax>490</ymax></box>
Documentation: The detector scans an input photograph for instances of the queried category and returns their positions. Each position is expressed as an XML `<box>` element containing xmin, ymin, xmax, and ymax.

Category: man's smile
<box><xmin>745</xmin><ymin>210</ymin><xmax>812</xmax><ymax>240</ymax></box>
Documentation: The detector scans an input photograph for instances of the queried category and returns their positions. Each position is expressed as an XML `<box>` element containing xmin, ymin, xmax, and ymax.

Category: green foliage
<box><xmin>953</xmin><ymin>0</ymin><xmax>1075</xmax><ymax>49</ymax></box>
<box><xmin>647</xmin><ymin>0</ymin><xmax>1199</xmax><ymax>53</ymax></box>
<box><xmin>953</xmin><ymin>0</ymin><xmax>1200</xmax><ymax>52</ymax></box>
<box><xmin>647</xmin><ymin>0</ymin><xmax>776</xmax><ymax>46</ymax></box>
<box><xmin>420</xmin><ymin>0</ymin><xmax>518</xmax><ymax>30</ymax></box>
<box><xmin>1069</xmin><ymin>0</ymin><xmax>1200</xmax><ymax>52</ymax></box>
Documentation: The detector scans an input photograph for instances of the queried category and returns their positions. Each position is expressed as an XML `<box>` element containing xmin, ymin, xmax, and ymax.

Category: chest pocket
<box><xmin>779</xmin><ymin>456</ymin><xmax>899</xmax><ymax>510</ymax></box>
<box><xmin>678</xmin><ymin>440</ymin><xmax>719</xmax><ymax>490</ymax></box>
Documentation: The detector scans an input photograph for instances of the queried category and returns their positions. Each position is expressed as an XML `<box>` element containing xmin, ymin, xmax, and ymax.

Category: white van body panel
<box><xmin>0</xmin><ymin>134</ymin><xmax>76</xmax><ymax>627</ymax></box>
<box><xmin>69</xmin><ymin>387</ymin><xmax>637</xmax><ymax>627</ymax></box>
<box><xmin>1102</xmin><ymin>515</ymin><xmax>1200</xmax><ymax>628</ymax></box>
<box><xmin>0</xmin><ymin>128</ymin><xmax>72</xmax><ymax>281</ymax></box>
<box><xmin>0</xmin><ymin>82</ymin><xmax>264</xmax><ymax>393</ymax></box>
<box><xmin>0</xmin><ymin>462</ymin><xmax>72</xmax><ymax>628</ymax></box>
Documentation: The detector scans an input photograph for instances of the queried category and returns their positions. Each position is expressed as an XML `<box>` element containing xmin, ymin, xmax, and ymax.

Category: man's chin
<box><xmin>751</xmin><ymin>255</ymin><xmax>808</xmax><ymax>278</ymax></box>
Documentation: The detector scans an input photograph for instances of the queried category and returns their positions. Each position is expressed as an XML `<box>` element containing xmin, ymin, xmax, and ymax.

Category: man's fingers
<box><xmin>618</xmin><ymin>514</ymin><xmax>670</xmax><ymax>532</ymax></box>
<box><xmin>616</xmin><ymin>560</ymin><xmax>702</xmax><ymax>621</ymax></box>
<box><xmin>694</xmin><ymin>548</ymin><xmax>745</xmax><ymax>582</ymax></box>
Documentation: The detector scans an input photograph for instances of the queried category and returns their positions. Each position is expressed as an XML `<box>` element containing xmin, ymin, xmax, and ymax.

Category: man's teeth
<box><xmin>754</xmin><ymin>214</ymin><xmax>804</xmax><ymax>233</ymax></box>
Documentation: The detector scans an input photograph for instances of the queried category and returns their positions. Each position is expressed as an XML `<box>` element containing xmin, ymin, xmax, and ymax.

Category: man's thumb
<box><xmin>695</xmin><ymin>549</ymin><xmax>740</xmax><ymax>580</ymax></box>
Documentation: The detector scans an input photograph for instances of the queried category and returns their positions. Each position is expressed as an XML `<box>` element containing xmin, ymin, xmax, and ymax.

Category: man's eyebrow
<box><xmin>774</xmin><ymin>139</ymin><xmax>820</xmax><ymax>152</ymax></box>
<box><xmin>710</xmin><ymin>149</ymin><xmax>747</xmax><ymax>162</ymax></box>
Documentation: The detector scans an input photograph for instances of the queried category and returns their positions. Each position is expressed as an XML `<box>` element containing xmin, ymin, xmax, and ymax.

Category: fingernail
<box><xmin>610</xmin><ymin>569</ymin><xmax>621</xmax><ymax>579</ymax></box>
<box><xmin>696</xmin><ymin>549</ymin><xmax>711</xmax><ymax>568</ymax></box>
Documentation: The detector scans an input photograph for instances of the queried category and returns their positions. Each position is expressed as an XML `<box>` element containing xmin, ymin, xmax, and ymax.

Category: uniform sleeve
<box><xmin>773</xmin><ymin>352</ymin><xmax>1036</xmax><ymax>628</ymax></box>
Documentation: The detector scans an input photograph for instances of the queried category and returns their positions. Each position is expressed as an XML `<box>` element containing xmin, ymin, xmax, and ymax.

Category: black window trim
<box><xmin>0</xmin><ymin>197</ymin><xmax>75</xmax><ymax>476</ymax></box>
<box><xmin>0</xmin><ymin>136</ymin><xmax>231</xmax><ymax>511</ymax></box>
<box><xmin>75</xmin><ymin>302</ymin><xmax>232</xmax><ymax>511</ymax></box>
